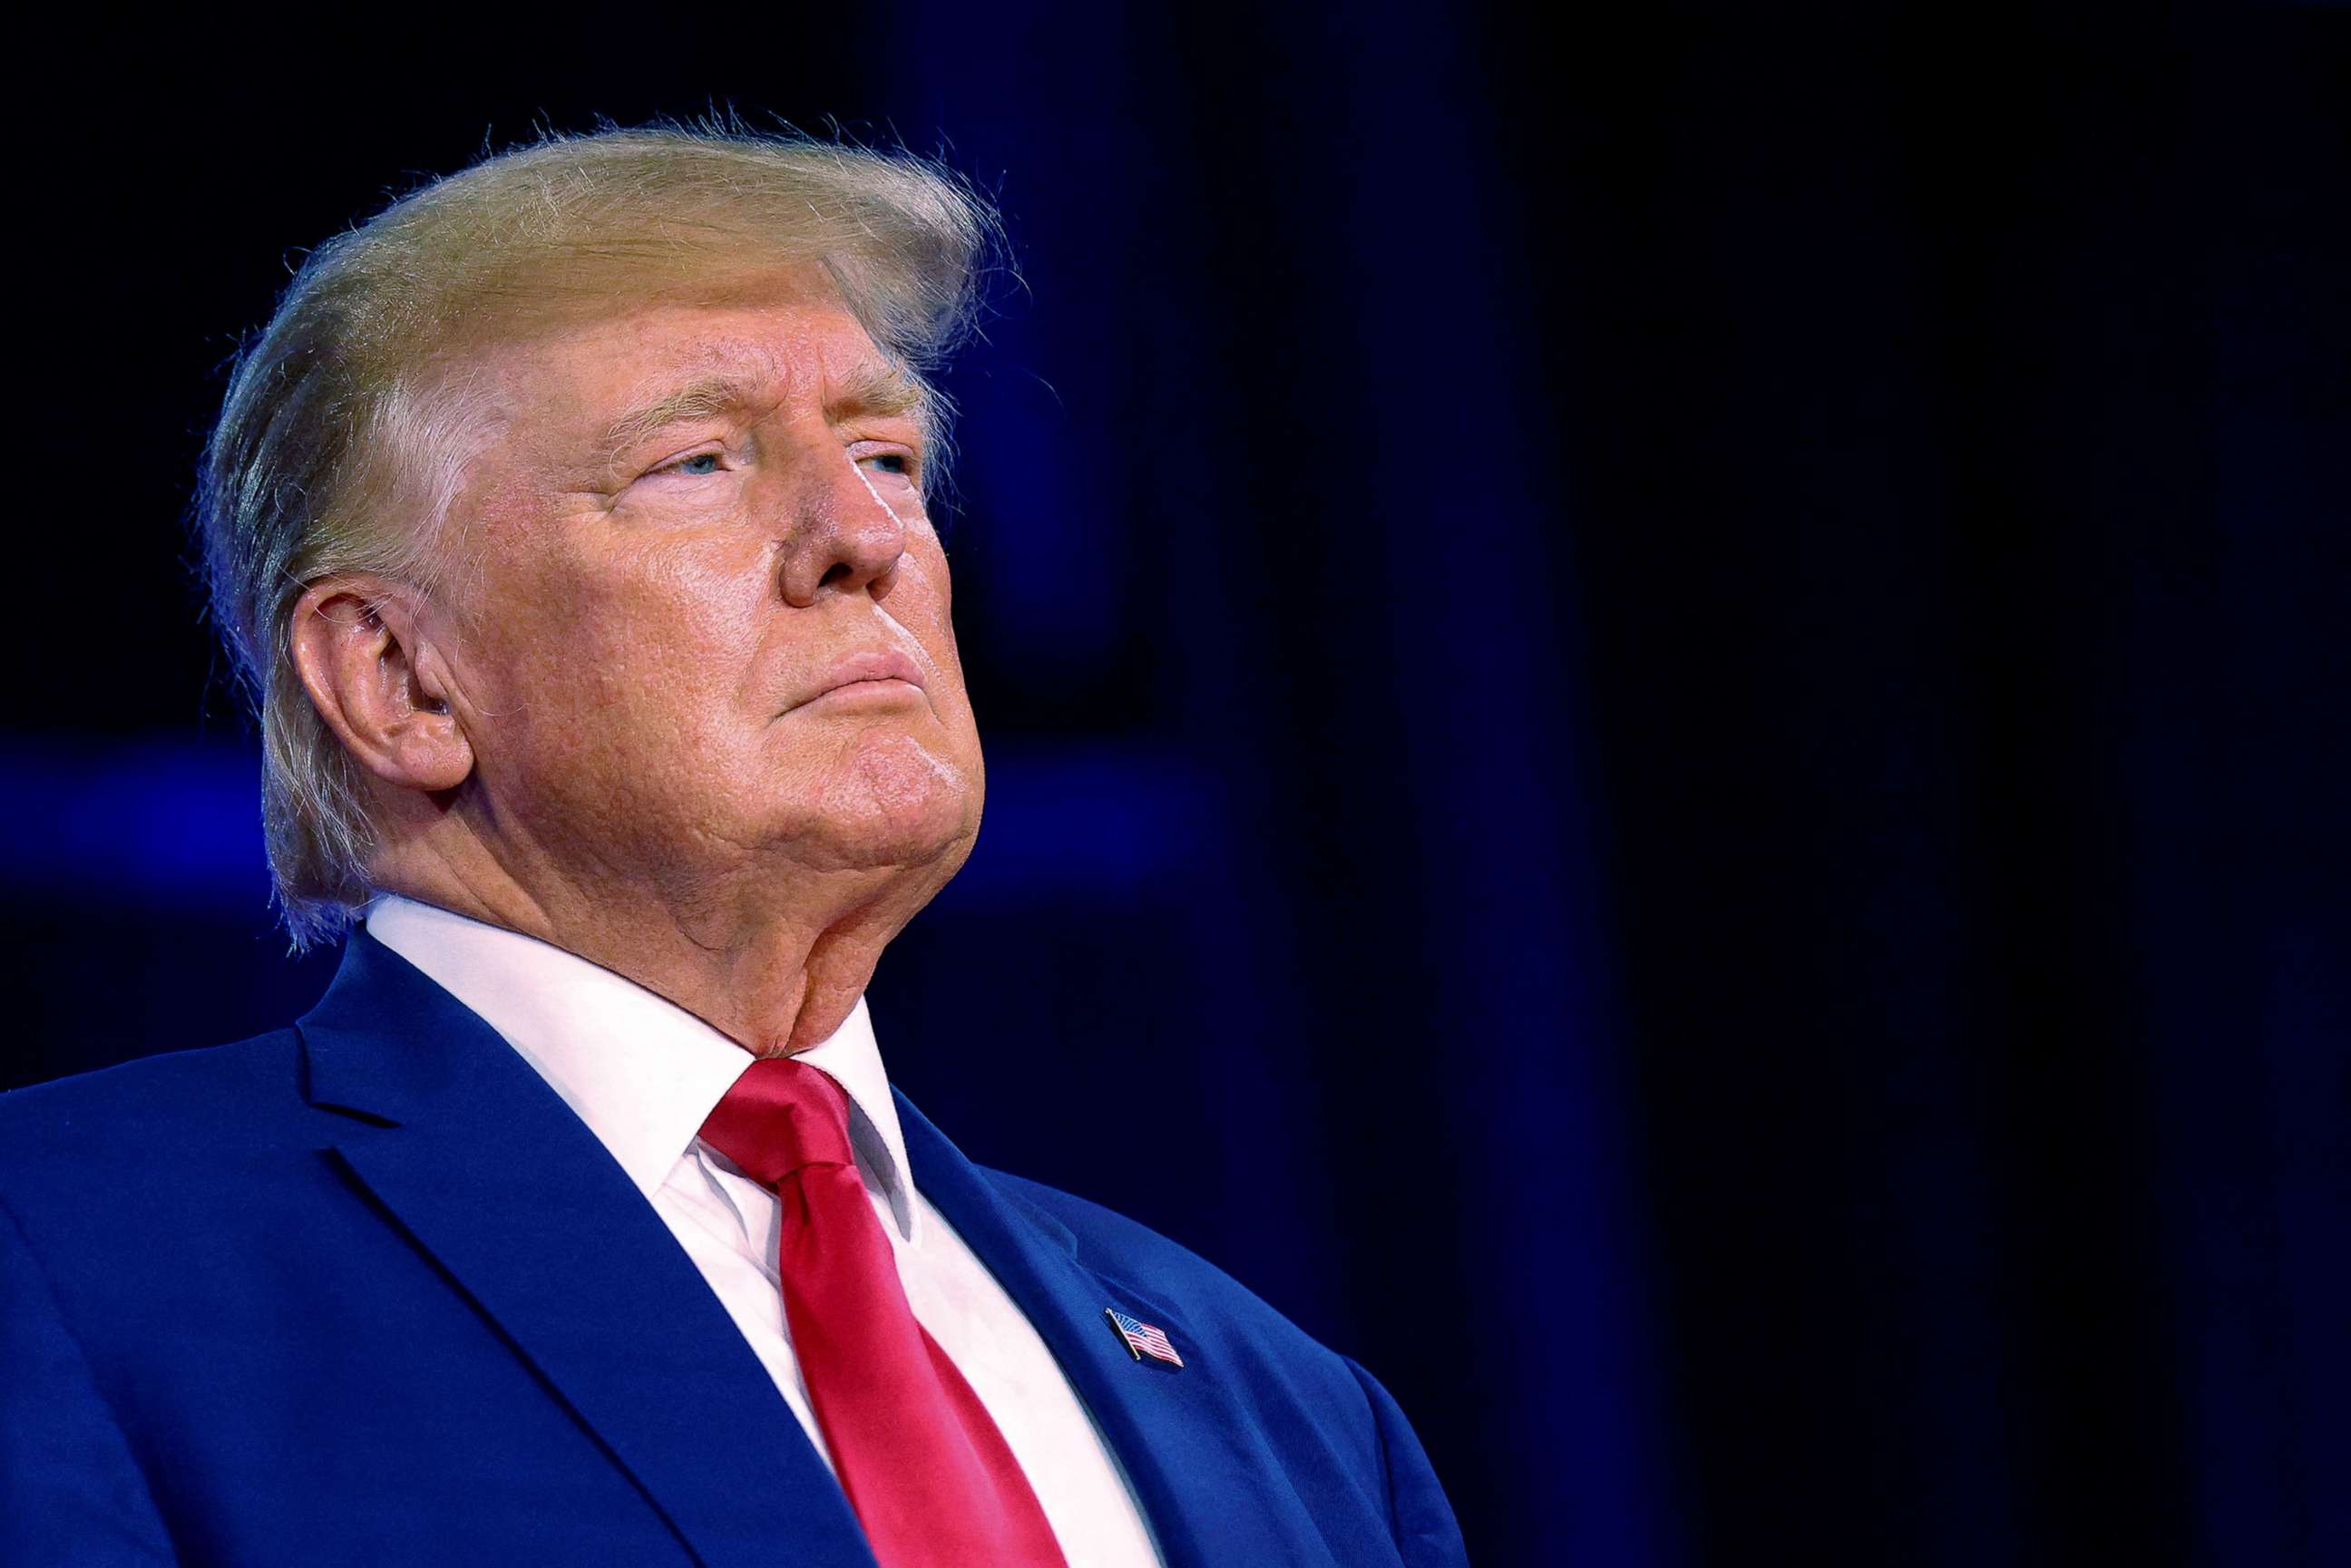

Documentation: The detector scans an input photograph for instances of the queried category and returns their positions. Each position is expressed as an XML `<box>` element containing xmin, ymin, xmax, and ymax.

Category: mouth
<box><xmin>792</xmin><ymin>648</ymin><xmax>930</xmax><ymax>711</ymax></box>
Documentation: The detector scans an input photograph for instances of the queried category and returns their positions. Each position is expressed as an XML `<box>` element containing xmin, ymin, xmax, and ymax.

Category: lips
<box><xmin>794</xmin><ymin>648</ymin><xmax>928</xmax><ymax>710</ymax></box>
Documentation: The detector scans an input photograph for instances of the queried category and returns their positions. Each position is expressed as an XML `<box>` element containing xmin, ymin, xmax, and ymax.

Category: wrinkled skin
<box><xmin>291</xmin><ymin>271</ymin><xmax>984</xmax><ymax>1055</ymax></box>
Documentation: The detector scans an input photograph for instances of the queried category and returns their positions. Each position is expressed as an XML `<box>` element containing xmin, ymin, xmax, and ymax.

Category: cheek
<box><xmin>468</xmin><ymin>536</ymin><xmax>775</xmax><ymax>740</ymax></box>
<box><xmin>892</xmin><ymin>550</ymin><xmax>965</xmax><ymax>677</ymax></box>
<box><xmin>619</xmin><ymin>544</ymin><xmax>772</xmax><ymax>660</ymax></box>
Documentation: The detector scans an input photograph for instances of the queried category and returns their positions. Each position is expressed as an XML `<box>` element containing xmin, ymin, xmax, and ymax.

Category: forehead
<box><xmin>478</xmin><ymin>275</ymin><xmax>919</xmax><ymax>445</ymax></box>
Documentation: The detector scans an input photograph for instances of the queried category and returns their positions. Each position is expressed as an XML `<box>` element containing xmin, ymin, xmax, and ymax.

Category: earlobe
<box><xmin>288</xmin><ymin>577</ymin><xmax>475</xmax><ymax>795</ymax></box>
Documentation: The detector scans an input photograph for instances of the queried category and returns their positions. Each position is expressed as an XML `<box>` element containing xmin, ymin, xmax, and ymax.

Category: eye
<box><xmin>658</xmin><ymin>451</ymin><xmax>727</xmax><ymax>477</ymax></box>
<box><xmin>857</xmin><ymin>451</ymin><xmax>916</xmax><ymax>482</ymax></box>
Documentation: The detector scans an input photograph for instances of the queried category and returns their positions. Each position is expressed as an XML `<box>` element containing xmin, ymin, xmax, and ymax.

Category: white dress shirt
<box><xmin>365</xmin><ymin>894</ymin><xmax>1163</xmax><ymax>1568</ymax></box>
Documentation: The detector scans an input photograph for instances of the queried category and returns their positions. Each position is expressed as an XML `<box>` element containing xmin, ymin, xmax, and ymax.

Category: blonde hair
<box><xmin>197</xmin><ymin>122</ymin><xmax>996</xmax><ymax>948</ymax></box>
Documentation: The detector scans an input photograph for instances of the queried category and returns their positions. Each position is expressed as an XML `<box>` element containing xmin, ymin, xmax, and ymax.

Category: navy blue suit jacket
<box><xmin>1</xmin><ymin>931</ymin><xmax>1467</xmax><ymax>1567</ymax></box>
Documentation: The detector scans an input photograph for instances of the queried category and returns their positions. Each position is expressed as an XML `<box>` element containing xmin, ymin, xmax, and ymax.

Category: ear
<box><xmin>287</xmin><ymin>575</ymin><xmax>474</xmax><ymax>795</ymax></box>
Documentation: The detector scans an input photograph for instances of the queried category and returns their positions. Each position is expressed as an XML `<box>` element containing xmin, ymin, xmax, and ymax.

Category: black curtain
<box><xmin>7</xmin><ymin>5</ymin><xmax>2343</xmax><ymax>1563</ymax></box>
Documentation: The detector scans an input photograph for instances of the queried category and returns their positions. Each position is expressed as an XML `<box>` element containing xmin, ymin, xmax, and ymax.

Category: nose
<box><xmin>775</xmin><ymin>453</ymin><xmax>906</xmax><ymax>607</ymax></box>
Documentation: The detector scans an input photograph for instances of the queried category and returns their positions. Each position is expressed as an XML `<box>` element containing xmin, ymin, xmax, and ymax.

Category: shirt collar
<box><xmin>363</xmin><ymin>893</ymin><xmax>918</xmax><ymax>1238</ymax></box>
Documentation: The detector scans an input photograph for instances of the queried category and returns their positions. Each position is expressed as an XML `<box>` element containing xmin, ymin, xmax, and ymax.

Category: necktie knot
<box><xmin>698</xmin><ymin>1056</ymin><xmax>856</xmax><ymax>1189</ymax></box>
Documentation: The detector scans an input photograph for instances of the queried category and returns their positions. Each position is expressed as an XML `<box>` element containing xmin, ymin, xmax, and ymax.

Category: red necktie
<box><xmin>698</xmin><ymin>1057</ymin><xmax>1069</xmax><ymax>1568</ymax></box>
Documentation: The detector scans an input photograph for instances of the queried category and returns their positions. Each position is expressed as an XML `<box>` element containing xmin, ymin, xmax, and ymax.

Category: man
<box><xmin>0</xmin><ymin>126</ymin><xmax>1467</xmax><ymax>1567</ymax></box>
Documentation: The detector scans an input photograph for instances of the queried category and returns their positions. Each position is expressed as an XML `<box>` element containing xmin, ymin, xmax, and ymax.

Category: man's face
<box><xmin>427</xmin><ymin>274</ymin><xmax>983</xmax><ymax>911</ymax></box>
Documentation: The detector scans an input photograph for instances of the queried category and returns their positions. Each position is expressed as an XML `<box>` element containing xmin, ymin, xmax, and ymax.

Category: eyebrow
<box><xmin>595</xmin><ymin>363</ymin><xmax>932</xmax><ymax>472</ymax></box>
<box><xmin>829</xmin><ymin>361</ymin><xmax>932</xmax><ymax>423</ymax></box>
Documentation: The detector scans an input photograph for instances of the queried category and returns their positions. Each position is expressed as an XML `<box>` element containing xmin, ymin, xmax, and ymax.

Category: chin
<box><xmin>791</xmin><ymin>734</ymin><xmax>982</xmax><ymax>873</ymax></box>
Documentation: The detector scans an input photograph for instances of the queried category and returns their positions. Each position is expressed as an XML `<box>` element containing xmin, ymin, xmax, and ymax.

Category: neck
<box><xmin>372</xmin><ymin>822</ymin><xmax>936</xmax><ymax>1057</ymax></box>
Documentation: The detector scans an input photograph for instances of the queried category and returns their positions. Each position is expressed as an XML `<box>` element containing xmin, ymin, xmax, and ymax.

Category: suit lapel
<box><xmin>896</xmin><ymin>1095</ymin><xmax>1340</xmax><ymax>1568</ymax></box>
<box><xmin>299</xmin><ymin>932</ymin><xmax>873</xmax><ymax>1568</ymax></box>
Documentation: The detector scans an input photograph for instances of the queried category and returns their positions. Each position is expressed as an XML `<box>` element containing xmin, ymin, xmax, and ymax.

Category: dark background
<box><xmin>6</xmin><ymin>4</ymin><xmax>2345</xmax><ymax>1564</ymax></box>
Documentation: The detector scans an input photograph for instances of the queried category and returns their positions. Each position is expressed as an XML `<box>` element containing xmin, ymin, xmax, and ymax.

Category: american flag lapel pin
<box><xmin>1105</xmin><ymin>1308</ymin><xmax>1185</xmax><ymax>1368</ymax></box>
